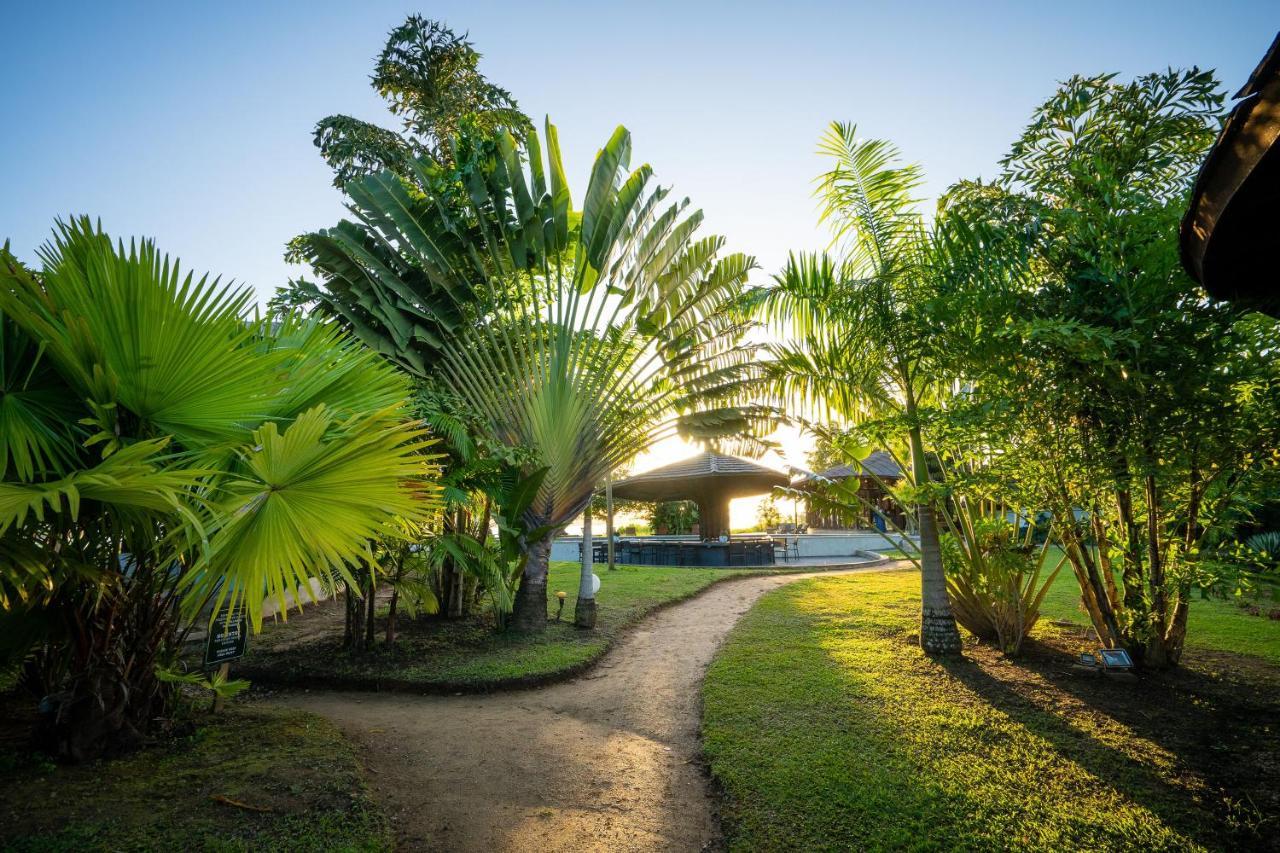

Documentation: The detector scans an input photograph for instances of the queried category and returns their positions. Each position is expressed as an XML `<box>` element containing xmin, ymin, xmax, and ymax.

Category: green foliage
<box><xmin>0</xmin><ymin>219</ymin><xmax>437</xmax><ymax>759</ymax></box>
<box><xmin>1244</xmin><ymin>531</ymin><xmax>1280</xmax><ymax>565</ymax></box>
<box><xmin>941</xmin><ymin>514</ymin><xmax>1065</xmax><ymax>655</ymax></box>
<box><xmin>650</xmin><ymin>500</ymin><xmax>699</xmax><ymax>534</ymax></box>
<box><xmin>703</xmin><ymin>570</ymin><xmax>1277</xmax><ymax>851</ymax></box>
<box><xmin>937</xmin><ymin>68</ymin><xmax>1278</xmax><ymax>666</ymax></box>
<box><xmin>313</xmin><ymin>16</ymin><xmax>530</xmax><ymax>187</ymax></box>
<box><xmin>294</xmin><ymin>119</ymin><xmax>773</xmax><ymax>629</ymax></box>
<box><xmin>156</xmin><ymin>665</ymin><xmax>251</xmax><ymax>703</ymax></box>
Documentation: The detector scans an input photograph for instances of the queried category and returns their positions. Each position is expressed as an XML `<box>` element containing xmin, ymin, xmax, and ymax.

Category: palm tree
<box><xmin>295</xmin><ymin>121</ymin><xmax>770</xmax><ymax>632</ymax></box>
<box><xmin>0</xmin><ymin>219</ymin><xmax>437</xmax><ymax>759</ymax></box>
<box><xmin>751</xmin><ymin>123</ymin><xmax>964</xmax><ymax>656</ymax></box>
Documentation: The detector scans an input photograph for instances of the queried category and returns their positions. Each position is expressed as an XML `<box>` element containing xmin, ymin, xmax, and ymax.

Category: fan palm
<box><xmin>296</xmin><ymin>120</ymin><xmax>769</xmax><ymax>631</ymax></box>
<box><xmin>751</xmin><ymin>122</ymin><xmax>967</xmax><ymax>656</ymax></box>
<box><xmin>0</xmin><ymin>220</ymin><xmax>437</xmax><ymax>759</ymax></box>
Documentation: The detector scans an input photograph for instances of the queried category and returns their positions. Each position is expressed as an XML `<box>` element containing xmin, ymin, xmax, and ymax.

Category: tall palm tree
<box><xmin>296</xmin><ymin>121</ymin><xmax>770</xmax><ymax>632</ymax></box>
<box><xmin>751</xmin><ymin>123</ymin><xmax>964</xmax><ymax>656</ymax></box>
<box><xmin>0</xmin><ymin>220</ymin><xmax>437</xmax><ymax>758</ymax></box>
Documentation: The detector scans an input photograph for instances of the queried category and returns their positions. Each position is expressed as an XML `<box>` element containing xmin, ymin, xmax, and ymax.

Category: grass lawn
<box><xmin>240</xmin><ymin>561</ymin><xmax>762</xmax><ymax>692</ymax></box>
<box><xmin>702</xmin><ymin>569</ymin><xmax>1280</xmax><ymax>852</ymax></box>
<box><xmin>1036</xmin><ymin>557</ymin><xmax>1280</xmax><ymax>664</ymax></box>
<box><xmin>0</xmin><ymin>704</ymin><xmax>390</xmax><ymax>852</ymax></box>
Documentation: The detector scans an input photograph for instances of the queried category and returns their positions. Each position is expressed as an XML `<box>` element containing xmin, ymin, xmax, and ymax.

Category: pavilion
<box><xmin>791</xmin><ymin>450</ymin><xmax>907</xmax><ymax>532</ymax></box>
<box><xmin>609</xmin><ymin>451</ymin><xmax>788</xmax><ymax>540</ymax></box>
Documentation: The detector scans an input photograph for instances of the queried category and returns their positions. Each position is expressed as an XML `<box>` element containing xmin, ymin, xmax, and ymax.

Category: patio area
<box><xmin>559</xmin><ymin>450</ymin><xmax>913</xmax><ymax>568</ymax></box>
<box><xmin>552</xmin><ymin>533</ymin><xmax>907</xmax><ymax>568</ymax></box>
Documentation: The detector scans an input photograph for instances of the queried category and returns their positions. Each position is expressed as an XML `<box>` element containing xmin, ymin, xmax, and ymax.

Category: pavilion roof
<box><xmin>791</xmin><ymin>450</ymin><xmax>903</xmax><ymax>485</ymax></box>
<box><xmin>1181</xmin><ymin>32</ymin><xmax>1280</xmax><ymax>315</ymax></box>
<box><xmin>610</xmin><ymin>451</ymin><xmax>788</xmax><ymax>502</ymax></box>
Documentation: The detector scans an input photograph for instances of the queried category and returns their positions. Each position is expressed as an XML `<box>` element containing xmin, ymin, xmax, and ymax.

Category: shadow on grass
<box><xmin>933</xmin><ymin>648</ymin><xmax>1274</xmax><ymax>849</ymax></box>
<box><xmin>966</xmin><ymin>628</ymin><xmax>1280</xmax><ymax>842</ymax></box>
<box><xmin>704</xmin><ymin>572</ymin><xmax>1270</xmax><ymax>851</ymax></box>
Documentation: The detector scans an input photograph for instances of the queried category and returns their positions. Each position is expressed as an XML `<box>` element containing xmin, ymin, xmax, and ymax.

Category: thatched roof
<box><xmin>610</xmin><ymin>451</ymin><xmax>788</xmax><ymax>502</ymax></box>
<box><xmin>791</xmin><ymin>450</ymin><xmax>903</xmax><ymax>485</ymax></box>
<box><xmin>1181</xmin><ymin>33</ymin><xmax>1280</xmax><ymax>316</ymax></box>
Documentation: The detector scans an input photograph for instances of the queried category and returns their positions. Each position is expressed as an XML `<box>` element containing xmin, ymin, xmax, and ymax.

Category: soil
<box><xmin>277</xmin><ymin>565</ymin><xmax>887</xmax><ymax>852</ymax></box>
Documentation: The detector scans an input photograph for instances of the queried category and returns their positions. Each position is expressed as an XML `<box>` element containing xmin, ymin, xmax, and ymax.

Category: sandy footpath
<box><xmin>282</xmin><ymin>564</ymin><xmax>891</xmax><ymax>852</ymax></box>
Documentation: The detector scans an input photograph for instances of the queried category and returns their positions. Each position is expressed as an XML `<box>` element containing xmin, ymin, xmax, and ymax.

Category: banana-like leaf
<box><xmin>300</xmin><ymin>120</ymin><xmax>769</xmax><ymax>535</ymax></box>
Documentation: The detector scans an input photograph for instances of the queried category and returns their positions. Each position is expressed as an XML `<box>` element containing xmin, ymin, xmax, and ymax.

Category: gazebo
<box><xmin>610</xmin><ymin>451</ymin><xmax>788</xmax><ymax>539</ymax></box>
<box><xmin>792</xmin><ymin>450</ymin><xmax>907</xmax><ymax>531</ymax></box>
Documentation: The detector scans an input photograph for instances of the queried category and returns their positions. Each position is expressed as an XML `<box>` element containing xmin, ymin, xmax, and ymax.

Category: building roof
<box><xmin>1181</xmin><ymin>32</ymin><xmax>1280</xmax><ymax>315</ymax></box>
<box><xmin>792</xmin><ymin>450</ymin><xmax>903</xmax><ymax>485</ymax></box>
<box><xmin>609</xmin><ymin>451</ymin><xmax>788</xmax><ymax>502</ymax></box>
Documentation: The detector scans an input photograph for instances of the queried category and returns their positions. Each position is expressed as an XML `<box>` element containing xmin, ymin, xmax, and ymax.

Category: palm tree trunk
<box><xmin>510</xmin><ymin>535</ymin><xmax>550</xmax><ymax>633</ymax></box>
<box><xmin>907</xmin><ymin>414</ymin><xmax>962</xmax><ymax>657</ymax></box>
<box><xmin>385</xmin><ymin>587</ymin><xmax>399</xmax><ymax>644</ymax></box>
<box><xmin>364</xmin><ymin>575</ymin><xmax>377</xmax><ymax>650</ymax></box>
<box><xmin>575</xmin><ymin>505</ymin><xmax>597</xmax><ymax>628</ymax></box>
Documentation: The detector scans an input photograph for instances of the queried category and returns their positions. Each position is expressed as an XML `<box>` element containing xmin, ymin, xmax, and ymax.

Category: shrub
<box><xmin>942</xmin><ymin>516</ymin><xmax>1066</xmax><ymax>655</ymax></box>
<box><xmin>1244</xmin><ymin>531</ymin><xmax>1280</xmax><ymax>569</ymax></box>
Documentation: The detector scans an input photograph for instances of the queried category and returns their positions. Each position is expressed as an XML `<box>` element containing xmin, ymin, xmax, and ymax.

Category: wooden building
<box><xmin>794</xmin><ymin>450</ymin><xmax>908</xmax><ymax>532</ymax></box>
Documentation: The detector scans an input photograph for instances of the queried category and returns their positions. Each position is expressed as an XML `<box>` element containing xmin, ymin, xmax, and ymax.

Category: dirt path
<box><xmin>281</xmin><ymin>565</ymin><xmax>889</xmax><ymax>852</ymax></box>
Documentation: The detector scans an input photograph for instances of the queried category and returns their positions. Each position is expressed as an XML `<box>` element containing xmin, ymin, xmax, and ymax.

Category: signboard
<box><xmin>204</xmin><ymin>609</ymin><xmax>248</xmax><ymax>667</ymax></box>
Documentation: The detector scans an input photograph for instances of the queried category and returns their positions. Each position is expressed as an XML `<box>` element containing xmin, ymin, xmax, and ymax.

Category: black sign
<box><xmin>204</xmin><ymin>610</ymin><xmax>248</xmax><ymax>667</ymax></box>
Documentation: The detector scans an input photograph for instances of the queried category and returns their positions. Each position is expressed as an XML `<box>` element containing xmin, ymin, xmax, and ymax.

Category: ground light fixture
<box><xmin>1077</xmin><ymin>648</ymin><xmax>1135</xmax><ymax>673</ymax></box>
<box><xmin>1097</xmin><ymin>648</ymin><xmax>1135</xmax><ymax>671</ymax></box>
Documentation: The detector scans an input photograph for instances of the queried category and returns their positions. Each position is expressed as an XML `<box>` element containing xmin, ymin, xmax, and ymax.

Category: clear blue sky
<box><xmin>2</xmin><ymin>1</ymin><xmax>1273</xmax><ymax>305</ymax></box>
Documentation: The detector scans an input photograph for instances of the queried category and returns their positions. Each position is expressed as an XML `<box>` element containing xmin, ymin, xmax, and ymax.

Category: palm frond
<box><xmin>300</xmin><ymin>120</ymin><xmax>762</xmax><ymax>533</ymax></box>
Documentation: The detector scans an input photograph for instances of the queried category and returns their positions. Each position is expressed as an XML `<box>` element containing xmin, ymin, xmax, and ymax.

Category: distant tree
<box><xmin>314</xmin><ymin>16</ymin><xmax>530</xmax><ymax>188</ymax></box>
<box><xmin>756</xmin><ymin>497</ymin><xmax>782</xmax><ymax>532</ymax></box>
<box><xmin>650</xmin><ymin>501</ymin><xmax>700</xmax><ymax>535</ymax></box>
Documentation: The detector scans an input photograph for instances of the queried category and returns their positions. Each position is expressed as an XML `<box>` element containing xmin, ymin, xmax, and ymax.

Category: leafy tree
<box><xmin>293</xmin><ymin>121</ymin><xmax>770</xmax><ymax>632</ymax></box>
<box><xmin>0</xmin><ymin>220</ymin><xmax>436</xmax><ymax>759</ymax></box>
<box><xmin>806</xmin><ymin>428</ymin><xmax>857</xmax><ymax>474</ymax></box>
<box><xmin>314</xmin><ymin>16</ymin><xmax>530</xmax><ymax>188</ymax></box>
<box><xmin>756</xmin><ymin>497</ymin><xmax>781</xmax><ymax>532</ymax></box>
<box><xmin>750</xmin><ymin>122</ymin><xmax>994</xmax><ymax>655</ymax></box>
<box><xmin>943</xmin><ymin>69</ymin><xmax>1280</xmax><ymax>666</ymax></box>
<box><xmin>650</xmin><ymin>500</ymin><xmax>699</xmax><ymax>535</ymax></box>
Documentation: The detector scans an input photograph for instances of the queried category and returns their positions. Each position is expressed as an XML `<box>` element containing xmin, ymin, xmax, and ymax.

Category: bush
<box><xmin>1244</xmin><ymin>531</ymin><xmax>1280</xmax><ymax>569</ymax></box>
<box><xmin>942</xmin><ymin>517</ymin><xmax>1065</xmax><ymax>655</ymax></box>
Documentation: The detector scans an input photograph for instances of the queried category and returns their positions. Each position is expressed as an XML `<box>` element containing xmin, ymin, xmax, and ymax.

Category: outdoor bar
<box><xmin>606</xmin><ymin>451</ymin><xmax>789</xmax><ymax>566</ymax></box>
<box><xmin>550</xmin><ymin>450</ymin><xmax>916</xmax><ymax>567</ymax></box>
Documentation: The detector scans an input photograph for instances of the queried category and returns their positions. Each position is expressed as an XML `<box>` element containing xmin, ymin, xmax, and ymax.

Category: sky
<box><xmin>3</xmin><ymin>0</ymin><xmax>1273</xmax><ymax>528</ymax></box>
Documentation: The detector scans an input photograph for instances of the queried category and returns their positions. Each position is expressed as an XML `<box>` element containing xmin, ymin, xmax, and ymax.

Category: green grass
<box><xmin>703</xmin><ymin>569</ymin><xmax>1280</xmax><ymax>852</ymax></box>
<box><xmin>1036</xmin><ymin>553</ymin><xmax>1280</xmax><ymax>663</ymax></box>
<box><xmin>0</xmin><ymin>705</ymin><xmax>390</xmax><ymax>852</ymax></box>
<box><xmin>242</xmin><ymin>562</ymin><xmax>763</xmax><ymax>691</ymax></box>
